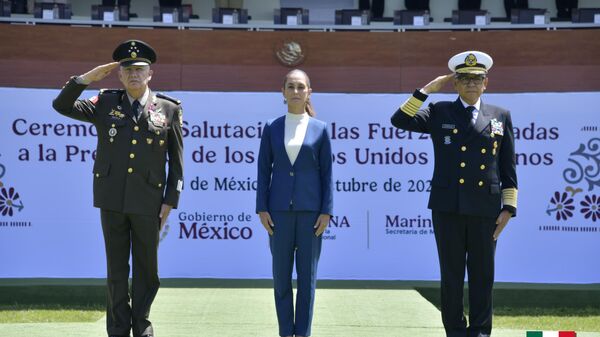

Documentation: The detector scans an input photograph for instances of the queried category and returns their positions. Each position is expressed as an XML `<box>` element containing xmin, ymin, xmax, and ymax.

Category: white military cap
<box><xmin>448</xmin><ymin>51</ymin><xmax>493</xmax><ymax>75</ymax></box>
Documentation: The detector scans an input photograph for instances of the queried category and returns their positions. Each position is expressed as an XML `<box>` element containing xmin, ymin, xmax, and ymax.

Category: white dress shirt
<box><xmin>460</xmin><ymin>97</ymin><xmax>481</xmax><ymax>125</ymax></box>
<box><xmin>284</xmin><ymin>112</ymin><xmax>309</xmax><ymax>166</ymax></box>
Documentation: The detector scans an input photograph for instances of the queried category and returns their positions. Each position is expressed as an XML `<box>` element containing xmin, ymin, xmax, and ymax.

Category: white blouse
<box><xmin>284</xmin><ymin>112</ymin><xmax>309</xmax><ymax>165</ymax></box>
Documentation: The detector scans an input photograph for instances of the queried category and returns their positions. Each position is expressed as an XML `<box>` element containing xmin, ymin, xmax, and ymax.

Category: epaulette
<box><xmin>99</xmin><ymin>88</ymin><xmax>125</xmax><ymax>96</ymax></box>
<box><xmin>156</xmin><ymin>92</ymin><xmax>181</xmax><ymax>105</ymax></box>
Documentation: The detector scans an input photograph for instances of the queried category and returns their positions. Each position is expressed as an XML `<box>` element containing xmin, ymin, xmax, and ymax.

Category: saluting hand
<box><xmin>421</xmin><ymin>73</ymin><xmax>454</xmax><ymax>95</ymax></box>
<box><xmin>259</xmin><ymin>211</ymin><xmax>274</xmax><ymax>235</ymax></box>
<box><xmin>314</xmin><ymin>214</ymin><xmax>331</xmax><ymax>237</ymax></box>
<box><xmin>79</xmin><ymin>62</ymin><xmax>119</xmax><ymax>84</ymax></box>
<box><xmin>159</xmin><ymin>203</ymin><xmax>173</xmax><ymax>231</ymax></box>
<box><xmin>493</xmin><ymin>210</ymin><xmax>512</xmax><ymax>241</ymax></box>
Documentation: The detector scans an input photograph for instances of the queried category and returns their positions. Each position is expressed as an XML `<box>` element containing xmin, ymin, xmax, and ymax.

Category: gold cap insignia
<box><xmin>465</xmin><ymin>53</ymin><xmax>477</xmax><ymax>66</ymax></box>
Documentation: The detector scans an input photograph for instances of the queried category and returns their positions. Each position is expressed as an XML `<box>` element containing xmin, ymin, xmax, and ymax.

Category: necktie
<box><xmin>465</xmin><ymin>106</ymin><xmax>476</xmax><ymax>126</ymax></box>
<box><xmin>132</xmin><ymin>100</ymin><xmax>141</xmax><ymax>120</ymax></box>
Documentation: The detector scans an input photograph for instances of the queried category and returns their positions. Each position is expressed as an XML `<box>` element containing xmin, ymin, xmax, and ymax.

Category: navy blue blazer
<box><xmin>391</xmin><ymin>93</ymin><xmax>518</xmax><ymax>218</ymax></box>
<box><xmin>256</xmin><ymin>115</ymin><xmax>333</xmax><ymax>215</ymax></box>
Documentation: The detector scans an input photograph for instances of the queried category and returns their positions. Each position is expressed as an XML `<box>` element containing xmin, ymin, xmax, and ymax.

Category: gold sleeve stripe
<box><xmin>502</xmin><ymin>187</ymin><xmax>518</xmax><ymax>208</ymax></box>
<box><xmin>400</xmin><ymin>96</ymin><xmax>424</xmax><ymax>117</ymax></box>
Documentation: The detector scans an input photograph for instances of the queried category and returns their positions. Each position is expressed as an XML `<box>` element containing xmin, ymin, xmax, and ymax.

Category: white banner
<box><xmin>0</xmin><ymin>88</ymin><xmax>599</xmax><ymax>283</ymax></box>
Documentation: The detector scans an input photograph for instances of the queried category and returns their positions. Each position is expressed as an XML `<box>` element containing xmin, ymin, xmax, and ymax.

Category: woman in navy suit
<box><xmin>256</xmin><ymin>69</ymin><xmax>333</xmax><ymax>337</ymax></box>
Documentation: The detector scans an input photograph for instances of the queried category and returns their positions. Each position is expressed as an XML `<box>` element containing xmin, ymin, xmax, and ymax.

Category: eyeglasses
<box><xmin>456</xmin><ymin>75</ymin><xmax>486</xmax><ymax>85</ymax></box>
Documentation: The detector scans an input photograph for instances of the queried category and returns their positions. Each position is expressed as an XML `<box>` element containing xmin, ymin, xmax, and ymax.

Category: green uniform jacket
<box><xmin>52</xmin><ymin>77</ymin><xmax>184</xmax><ymax>216</ymax></box>
<box><xmin>391</xmin><ymin>89</ymin><xmax>518</xmax><ymax>218</ymax></box>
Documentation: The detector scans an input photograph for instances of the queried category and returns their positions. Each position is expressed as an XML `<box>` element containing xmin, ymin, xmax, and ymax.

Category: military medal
<box><xmin>109</xmin><ymin>125</ymin><xmax>115</xmax><ymax>142</ymax></box>
<box><xmin>149</xmin><ymin>111</ymin><xmax>166</xmax><ymax>127</ymax></box>
<box><xmin>490</xmin><ymin>118</ymin><xmax>504</xmax><ymax>136</ymax></box>
<box><xmin>444</xmin><ymin>136</ymin><xmax>451</xmax><ymax>145</ymax></box>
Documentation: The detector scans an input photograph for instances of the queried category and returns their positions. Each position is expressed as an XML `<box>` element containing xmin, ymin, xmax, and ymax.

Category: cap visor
<box><xmin>455</xmin><ymin>68</ymin><xmax>487</xmax><ymax>75</ymax></box>
<box><xmin>120</xmin><ymin>60</ymin><xmax>150</xmax><ymax>67</ymax></box>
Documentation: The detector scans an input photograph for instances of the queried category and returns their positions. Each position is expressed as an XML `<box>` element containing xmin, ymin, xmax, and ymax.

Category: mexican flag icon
<box><xmin>526</xmin><ymin>332</ymin><xmax>576</xmax><ymax>337</ymax></box>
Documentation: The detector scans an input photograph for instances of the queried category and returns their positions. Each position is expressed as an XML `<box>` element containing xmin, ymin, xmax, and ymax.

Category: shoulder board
<box><xmin>99</xmin><ymin>88</ymin><xmax>125</xmax><ymax>96</ymax></box>
<box><xmin>156</xmin><ymin>92</ymin><xmax>181</xmax><ymax>105</ymax></box>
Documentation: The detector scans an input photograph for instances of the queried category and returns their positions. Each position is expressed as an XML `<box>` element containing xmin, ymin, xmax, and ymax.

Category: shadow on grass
<box><xmin>416</xmin><ymin>288</ymin><xmax>600</xmax><ymax>316</ymax></box>
<box><xmin>159</xmin><ymin>279</ymin><xmax>440</xmax><ymax>289</ymax></box>
<box><xmin>2</xmin><ymin>282</ymin><xmax>600</xmax><ymax>316</ymax></box>
<box><xmin>0</xmin><ymin>286</ymin><xmax>105</xmax><ymax>311</ymax></box>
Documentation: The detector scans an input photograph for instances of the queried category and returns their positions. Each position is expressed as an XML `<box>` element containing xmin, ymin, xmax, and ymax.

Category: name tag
<box><xmin>442</xmin><ymin>124</ymin><xmax>455</xmax><ymax>129</ymax></box>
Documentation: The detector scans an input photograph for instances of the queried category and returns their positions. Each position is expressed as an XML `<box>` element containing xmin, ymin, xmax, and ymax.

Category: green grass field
<box><xmin>416</xmin><ymin>287</ymin><xmax>600</xmax><ymax>332</ymax></box>
<box><xmin>1</xmin><ymin>280</ymin><xmax>599</xmax><ymax>337</ymax></box>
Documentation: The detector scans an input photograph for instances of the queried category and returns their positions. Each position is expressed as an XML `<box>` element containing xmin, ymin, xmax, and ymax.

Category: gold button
<box><xmin>95</xmin><ymin>173</ymin><xmax>99</xmax><ymax>178</ymax></box>
<box><xmin>481</xmin><ymin>148</ymin><xmax>487</xmax><ymax>154</ymax></box>
<box><xmin>478</xmin><ymin>181</ymin><xmax>484</xmax><ymax>187</ymax></box>
<box><xmin>480</xmin><ymin>164</ymin><xmax>486</xmax><ymax>170</ymax></box>
<box><xmin>459</xmin><ymin>178</ymin><xmax>465</xmax><ymax>184</ymax></box>
<box><xmin>460</xmin><ymin>162</ymin><xmax>466</xmax><ymax>168</ymax></box>
<box><xmin>155</xmin><ymin>130</ymin><xmax>160</xmax><ymax>135</ymax></box>
<box><xmin>129</xmin><ymin>153</ymin><xmax>135</xmax><ymax>159</ymax></box>
<box><xmin>490</xmin><ymin>133</ymin><xmax>495</xmax><ymax>138</ymax></box>
<box><xmin>158</xmin><ymin>183</ymin><xmax>162</xmax><ymax>188</ymax></box>
<box><xmin>132</xmin><ymin>139</ymin><xmax>137</xmax><ymax>145</ymax></box>
<box><xmin>493</xmin><ymin>141</ymin><xmax>498</xmax><ymax>148</ymax></box>
<box><xmin>111</xmin><ymin>123</ymin><xmax>115</xmax><ymax>128</ymax></box>
<box><xmin>127</xmin><ymin>168</ymin><xmax>133</xmax><ymax>173</ymax></box>
<box><xmin>453</xmin><ymin>129</ymin><xmax>458</xmax><ymax>134</ymax></box>
<box><xmin>461</xmin><ymin>146</ymin><xmax>467</xmax><ymax>152</ymax></box>
<box><xmin>159</xmin><ymin>140</ymin><xmax>164</xmax><ymax>146</ymax></box>
<box><xmin>134</xmin><ymin>126</ymin><xmax>139</xmax><ymax>131</ymax></box>
<box><xmin>290</xmin><ymin>172</ymin><xmax>294</xmax><ymax>177</ymax></box>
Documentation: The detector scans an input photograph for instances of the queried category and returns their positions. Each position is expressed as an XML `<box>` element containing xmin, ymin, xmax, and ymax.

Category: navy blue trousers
<box><xmin>432</xmin><ymin>211</ymin><xmax>497</xmax><ymax>337</ymax></box>
<box><xmin>269</xmin><ymin>211</ymin><xmax>322</xmax><ymax>337</ymax></box>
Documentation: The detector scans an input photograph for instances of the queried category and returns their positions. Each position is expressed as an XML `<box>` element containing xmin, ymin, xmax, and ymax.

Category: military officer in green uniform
<box><xmin>391</xmin><ymin>51</ymin><xmax>517</xmax><ymax>337</ymax></box>
<box><xmin>52</xmin><ymin>40</ymin><xmax>183</xmax><ymax>337</ymax></box>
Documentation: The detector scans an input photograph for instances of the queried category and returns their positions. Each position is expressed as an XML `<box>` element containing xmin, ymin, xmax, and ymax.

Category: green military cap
<box><xmin>112</xmin><ymin>40</ymin><xmax>157</xmax><ymax>67</ymax></box>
